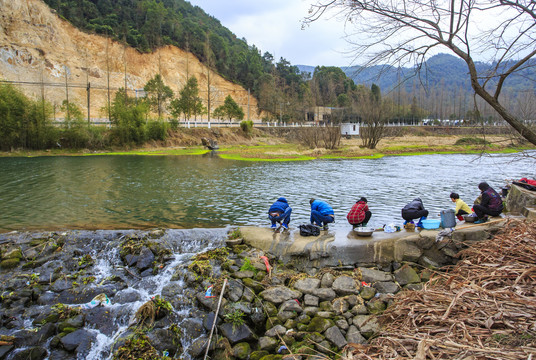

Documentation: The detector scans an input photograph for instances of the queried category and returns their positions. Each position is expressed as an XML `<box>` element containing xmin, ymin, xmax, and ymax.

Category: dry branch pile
<box><xmin>347</xmin><ymin>219</ymin><xmax>536</xmax><ymax>359</ymax></box>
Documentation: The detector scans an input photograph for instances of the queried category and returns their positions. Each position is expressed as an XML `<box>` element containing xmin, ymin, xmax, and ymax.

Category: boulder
<box><xmin>11</xmin><ymin>347</ymin><xmax>47</xmax><ymax>360</ymax></box>
<box><xmin>233</xmin><ymin>270</ymin><xmax>255</xmax><ymax>279</ymax></box>
<box><xmin>352</xmin><ymin>315</ymin><xmax>380</xmax><ymax>337</ymax></box>
<box><xmin>147</xmin><ymin>329</ymin><xmax>180</xmax><ymax>356</ymax></box>
<box><xmin>373</xmin><ymin>281</ymin><xmax>400</xmax><ymax>294</ymax></box>
<box><xmin>265</xmin><ymin>325</ymin><xmax>286</xmax><ymax>337</ymax></box>
<box><xmin>358</xmin><ymin>268</ymin><xmax>393</xmax><ymax>283</ymax></box>
<box><xmin>232</xmin><ymin>342</ymin><xmax>251</xmax><ymax>360</ymax></box>
<box><xmin>242</xmin><ymin>278</ymin><xmax>264</xmax><ymax>293</ymax></box>
<box><xmin>136</xmin><ymin>247</ymin><xmax>155</xmax><ymax>271</ymax></box>
<box><xmin>203</xmin><ymin>312</ymin><xmax>221</xmax><ymax>331</ymax></box>
<box><xmin>226</xmin><ymin>279</ymin><xmax>244</xmax><ymax>302</ymax></box>
<box><xmin>346</xmin><ymin>325</ymin><xmax>367</xmax><ymax>344</ymax></box>
<box><xmin>260</xmin><ymin>287</ymin><xmax>301</xmax><ymax>304</ymax></box>
<box><xmin>332</xmin><ymin>298</ymin><xmax>349</xmax><ymax>315</ymax></box>
<box><xmin>394</xmin><ymin>265</ymin><xmax>420</xmax><ymax>285</ymax></box>
<box><xmin>293</xmin><ymin>278</ymin><xmax>321</xmax><ymax>294</ymax></box>
<box><xmin>59</xmin><ymin>329</ymin><xmax>95</xmax><ymax>352</ymax></box>
<box><xmin>320</xmin><ymin>273</ymin><xmax>335</xmax><ymax>288</ymax></box>
<box><xmin>359</xmin><ymin>286</ymin><xmax>376</xmax><ymax>300</ymax></box>
<box><xmin>279</xmin><ymin>299</ymin><xmax>302</xmax><ymax>313</ymax></box>
<box><xmin>325</xmin><ymin>326</ymin><xmax>347</xmax><ymax>349</ymax></box>
<box><xmin>304</xmin><ymin>294</ymin><xmax>319</xmax><ymax>307</ymax></box>
<box><xmin>258</xmin><ymin>336</ymin><xmax>278</xmax><ymax>352</ymax></box>
<box><xmin>332</xmin><ymin>276</ymin><xmax>360</xmax><ymax>296</ymax></box>
<box><xmin>312</xmin><ymin>288</ymin><xmax>336</xmax><ymax>301</ymax></box>
<box><xmin>219</xmin><ymin>323</ymin><xmax>255</xmax><ymax>344</ymax></box>
<box><xmin>306</xmin><ymin>317</ymin><xmax>334</xmax><ymax>333</ymax></box>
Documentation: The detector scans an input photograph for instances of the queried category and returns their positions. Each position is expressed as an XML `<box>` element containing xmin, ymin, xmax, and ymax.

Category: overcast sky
<box><xmin>187</xmin><ymin>0</ymin><xmax>352</xmax><ymax>68</ymax></box>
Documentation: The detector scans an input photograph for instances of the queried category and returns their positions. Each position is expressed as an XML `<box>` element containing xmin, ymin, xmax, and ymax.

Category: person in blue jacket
<box><xmin>268</xmin><ymin>197</ymin><xmax>292</xmax><ymax>229</ymax></box>
<box><xmin>310</xmin><ymin>198</ymin><xmax>335</xmax><ymax>230</ymax></box>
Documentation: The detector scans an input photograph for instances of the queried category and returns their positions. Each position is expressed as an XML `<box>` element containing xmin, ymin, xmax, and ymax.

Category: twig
<box><xmin>204</xmin><ymin>278</ymin><xmax>227</xmax><ymax>360</ymax></box>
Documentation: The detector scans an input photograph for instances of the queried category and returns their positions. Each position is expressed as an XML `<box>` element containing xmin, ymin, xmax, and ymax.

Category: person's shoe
<box><xmin>474</xmin><ymin>218</ymin><xmax>488</xmax><ymax>224</ymax></box>
<box><xmin>281</xmin><ymin>223</ymin><xmax>288</xmax><ymax>230</ymax></box>
<box><xmin>322</xmin><ymin>224</ymin><xmax>329</xmax><ymax>231</ymax></box>
<box><xmin>270</xmin><ymin>224</ymin><xmax>277</xmax><ymax>229</ymax></box>
<box><xmin>416</xmin><ymin>221</ymin><xmax>424</xmax><ymax>228</ymax></box>
<box><xmin>403</xmin><ymin>220</ymin><xmax>408</xmax><ymax>225</ymax></box>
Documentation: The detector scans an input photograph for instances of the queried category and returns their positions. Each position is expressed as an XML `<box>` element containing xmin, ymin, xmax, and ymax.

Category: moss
<box><xmin>232</xmin><ymin>342</ymin><xmax>251</xmax><ymax>360</ymax></box>
<box><xmin>231</xmin><ymin>244</ymin><xmax>249</xmax><ymax>254</ymax></box>
<box><xmin>112</xmin><ymin>333</ymin><xmax>160</xmax><ymax>360</ymax></box>
<box><xmin>3</xmin><ymin>249</ymin><xmax>22</xmax><ymax>260</ymax></box>
<box><xmin>192</xmin><ymin>247</ymin><xmax>229</xmax><ymax>262</ymax></box>
<box><xmin>0</xmin><ymin>258</ymin><xmax>20</xmax><ymax>269</ymax></box>
<box><xmin>258</xmin><ymin>355</ymin><xmax>283</xmax><ymax>360</ymax></box>
<box><xmin>187</xmin><ymin>259</ymin><xmax>212</xmax><ymax>279</ymax></box>
<box><xmin>250</xmin><ymin>351</ymin><xmax>269</xmax><ymax>360</ymax></box>
<box><xmin>306</xmin><ymin>317</ymin><xmax>335</xmax><ymax>333</ymax></box>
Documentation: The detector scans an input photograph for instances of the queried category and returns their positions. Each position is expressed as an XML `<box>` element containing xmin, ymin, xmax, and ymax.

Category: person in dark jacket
<box><xmin>473</xmin><ymin>182</ymin><xmax>503</xmax><ymax>224</ymax></box>
<box><xmin>401</xmin><ymin>198</ymin><xmax>429</xmax><ymax>228</ymax></box>
<box><xmin>268</xmin><ymin>197</ymin><xmax>292</xmax><ymax>229</ymax></box>
<box><xmin>310</xmin><ymin>198</ymin><xmax>335</xmax><ymax>230</ymax></box>
<box><xmin>347</xmin><ymin>197</ymin><xmax>371</xmax><ymax>228</ymax></box>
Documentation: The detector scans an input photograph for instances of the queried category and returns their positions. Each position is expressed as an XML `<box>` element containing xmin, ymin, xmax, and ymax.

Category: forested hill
<box><xmin>300</xmin><ymin>53</ymin><xmax>536</xmax><ymax>95</ymax></box>
<box><xmin>42</xmin><ymin>0</ymin><xmax>275</xmax><ymax>95</ymax></box>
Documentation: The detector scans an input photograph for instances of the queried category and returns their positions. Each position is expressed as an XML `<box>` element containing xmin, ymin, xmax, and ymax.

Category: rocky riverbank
<box><xmin>0</xmin><ymin>218</ymin><xmax>532</xmax><ymax>360</ymax></box>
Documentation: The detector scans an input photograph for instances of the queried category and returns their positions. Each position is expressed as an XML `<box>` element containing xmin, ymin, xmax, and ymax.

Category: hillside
<box><xmin>0</xmin><ymin>0</ymin><xmax>259</xmax><ymax>119</ymax></box>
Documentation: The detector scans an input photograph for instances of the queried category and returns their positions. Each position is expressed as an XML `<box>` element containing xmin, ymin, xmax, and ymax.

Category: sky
<box><xmin>187</xmin><ymin>0</ymin><xmax>352</xmax><ymax>68</ymax></box>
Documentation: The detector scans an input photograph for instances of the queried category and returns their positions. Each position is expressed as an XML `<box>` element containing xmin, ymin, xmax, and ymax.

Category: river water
<box><xmin>0</xmin><ymin>152</ymin><xmax>534</xmax><ymax>232</ymax></box>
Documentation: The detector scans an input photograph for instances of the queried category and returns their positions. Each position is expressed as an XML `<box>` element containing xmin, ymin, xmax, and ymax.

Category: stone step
<box><xmin>523</xmin><ymin>206</ymin><xmax>536</xmax><ymax>220</ymax></box>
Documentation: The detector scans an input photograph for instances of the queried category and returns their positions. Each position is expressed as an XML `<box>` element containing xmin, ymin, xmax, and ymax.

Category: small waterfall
<box><xmin>68</xmin><ymin>228</ymin><xmax>228</xmax><ymax>360</ymax></box>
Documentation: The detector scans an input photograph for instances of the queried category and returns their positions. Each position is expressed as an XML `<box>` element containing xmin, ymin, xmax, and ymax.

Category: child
<box><xmin>450</xmin><ymin>192</ymin><xmax>472</xmax><ymax>221</ymax></box>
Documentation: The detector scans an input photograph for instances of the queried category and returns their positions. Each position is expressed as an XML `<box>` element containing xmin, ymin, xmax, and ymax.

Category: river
<box><xmin>0</xmin><ymin>152</ymin><xmax>534</xmax><ymax>232</ymax></box>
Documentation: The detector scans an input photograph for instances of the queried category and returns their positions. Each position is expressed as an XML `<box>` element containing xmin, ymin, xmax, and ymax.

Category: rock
<box><xmin>297</xmin><ymin>314</ymin><xmax>311</xmax><ymax>324</ymax></box>
<box><xmin>0</xmin><ymin>259</ymin><xmax>20</xmax><ymax>269</ymax></box>
<box><xmin>241</xmin><ymin>287</ymin><xmax>255</xmax><ymax>302</ymax></box>
<box><xmin>3</xmin><ymin>249</ymin><xmax>22</xmax><ymax>260</ymax></box>
<box><xmin>250</xmin><ymin>304</ymin><xmax>266</xmax><ymax>326</ymax></box>
<box><xmin>124</xmin><ymin>254</ymin><xmax>138</xmax><ymax>267</ymax></box>
<box><xmin>293</xmin><ymin>278</ymin><xmax>321</xmax><ymax>294</ymax></box>
<box><xmin>233</xmin><ymin>270</ymin><xmax>255</xmax><ymax>279</ymax></box>
<box><xmin>335</xmin><ymin>319</ymin><xmax>349</xmax><ymax>330</ymax></box>
<box><xmin>316</xmin><ymin>311</ymin><xmax>334</xmax><ymax>318</ymax></box>
<box><xmin>332</xmin><ymin>298</ymin><xmax>349</xmax><ymax>315</ymax></box>
<box><xmin>346</xmin><ymin>325</ymin><xmax>367</xmax><ymax>344</ymax></box>
<box><xmin>242</xmin><ymin>278</ymin><xmax>264</xmax><ymax>293</ymax></box>
<box><xmin>58</xmin><ymin>315</ymin><xmax>84</xmax><ymax>332</ymax></box>
<box><xmin>258</xmin><ymin>336</ymin><xmax>278</xmax><ymax>352</ymax></box>
<box><xmin>373</xmin><ymin>281</ymin><xmax>400</xmax><ymax>294</ymax></box>
<box><xmin>136</xmin><ymin>247</ymin><xmax>155</xmax><ymax>271</ymax></box>
<box><xmin>394</xmin><ymin>264</ymin><xmax>421</xmax><ymax>285</ymax></box>
<box><xmin>405</xmin><ymin>283</ymin><xmax>423</xmax><ymax>290</ymax></box>
<box><xmin>332</xmin><ymin>276</ymin><xmax>360</xmax><ymax>296</ymax></box>
<box><xmin>263</xmin><ymin>302</ymin><xmax>278</xmax><ymax>317</ymax></box>
<box><xmin>147</xmin><ymin>329</ymin><xmax>180</xmax><ymax>356</ymax></box>
<box><xmin>420</xmin><ymin>268</ymin><xmax>433</xmax><ymax>282</ymax></box>
<box><xmin>304</xmin><ymin>294</ymin><xmax>319</xmax><ymax>307</ymax></box>
<box><xmin>358</xmin><ymin>267</ymin><xmax>393</xmax><ymax>283</ymax></box>
<box><xmin>279</xmin><ymin>299</ymin><xmax>302</xmax><ymax>313</ymax></box>
<box><xmin>366</xmin><ymin>298</ymin><xmax>386</xmax><ymax>314</ymax></box>
<box><xmin>419</xmin><ymin>256</ymin><xmax>440</xmax><ymax>269</ymax></box>
<box><xmin>11</xmin><ymin>347</ymin><xmax>47</xmax><ymax>360</ymax></box>
<box><xmin>36</xmin><ymin>291</ymin><xmax>58</xmax><ymax>305</ymax></box>
<box><xmin>226</xmin><ymin>238</ymin><xmax>243</xmax><ymax>246</ymax></box>
<box><xmin>50</xmin><ymin>279</ymin><xmax>72</xmax><ymax>293</ymax></box>
<box><xmin>312</xmin><ymin>288</ymin><xmax>336</xmax><ymax>301</ymax></box>
<box><xmin>140</xmin><ymin>268</ymin><xmax>153</xmax><ymax>277</ymax></box>
<box><xmin>303</xmin><ymin>307</ymin><xmax>319</xmax><ymax>316</ymax></box>
<box><xmin>277</xmin><ymin>311</ymin><xmax>297</xmax><ymax>322</ymax></box>
<box><xmin>325</xmin><ymin>326</ymin><xmax>347</xmax><ymax>349</ymax></box>
<box><xmin>196</xmin><ymin>292</ymin><xmax>225</xmax><ymax>311</ymax></box>
<box><xmin>320</xmin><ymin>273</ymin><xmax>335</xmax><ymax>287</ymax></box>
<box><xmin>352</xmin><ymin>315</ymin><xmax>380</xmax><ymax>338</ymax></box>
<box><xmin>219</xmin><ymin>323</ymin><xmax>255</xmax><ymax>344</ymax></box>
<box><xmin>59</xmin><ymin>329</ymin><xmax>95</xmax><ymax>352</ymax></box>
<box><xmin>250</xmin><ymin>350</ymin><xmax>269</xmax><ymax>360</ymax></box>
<box><xmin>182</xmin><ymin>318</ymin><xmax>205</xmax><ymax>339</ymax></box>
<box><xmin>260</xmin><ymin>286</ymin><xmax>301</xmax><ymax>304</ymax></box>
<box><xmin>84</xmin><ymin>306</ymin><xmax>123</xmax><ymax>336</ymax></box>
<box><xmin>306</xmin><ymin>317</ymin><xmax>335</xmax><ymax>333</ymax></box>
<box><xmin>0</xmin><ymin>345</ymin><xmax>14</xmax><ymax>359</ymax></box>
<box><xmin>232</xmin><ymin>342</ymin><xmax>251</xmax><ymax>359</ymax></box>
<box><xmin>265</xmin><ymin>325</ymin><xmax>286</xmax><ymax>337</ymax></box>
<box><xmin>188</xmin><ymin>337</ymin><xmax>209</xmax><ymax>358</ymax></box>
<box><xmin>360</xmin><ymin>286</ymin><xmax>376</xmax><ymax>300</ymax></box>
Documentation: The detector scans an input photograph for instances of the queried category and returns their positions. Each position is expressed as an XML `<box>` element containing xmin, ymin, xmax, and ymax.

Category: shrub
<box><xmin>146</xmin><ymin>120</ymin><xmax>168</xmax><ymax>141</ymax></box>
<box><xmin>240</xmin><ymin>120</ymin><xmax>253</xmax><ymax>134</ymax></box>
<box><xmin>455</xmin><ymin>137</ymin><xmax>491</xmax><ymax>146</ymax></box>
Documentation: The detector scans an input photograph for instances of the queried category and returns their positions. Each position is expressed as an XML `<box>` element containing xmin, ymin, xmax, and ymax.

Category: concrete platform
<box><xmin>240</xmin><ymin>218</ymin><xmax>506</xmax><ymax>270</ymax></box>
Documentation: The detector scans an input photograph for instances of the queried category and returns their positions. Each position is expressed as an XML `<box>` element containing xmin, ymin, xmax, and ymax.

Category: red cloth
<box><xmin>347</xmin><ymin>201</ymin><xmax>369</xmax><ymax>224</ymax></box>
<box><xmin>520</xmin><ymin>178</ymin><xmax>536</xmax><ymax>186</ymax></box>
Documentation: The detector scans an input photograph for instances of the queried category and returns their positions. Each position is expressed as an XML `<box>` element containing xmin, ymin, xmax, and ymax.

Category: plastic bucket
<box><xmin>440</xmin><ymin>209</ymin><xmax>456</xmax><ymax>228</ymax></box>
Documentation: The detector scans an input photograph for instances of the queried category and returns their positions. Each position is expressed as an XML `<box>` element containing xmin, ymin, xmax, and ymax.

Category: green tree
<box><xmin>144</xmin><ymin>74</ymin><xmax>173</xmax><ymax>118</ymax></box>
<box><xmin>170</xmin><ymin>77</ymin><xmax>205</xmax><ymax>121</ymax></box>
<box><xmin>212</xmin><ymin>95</ymin><xmax>244</xmax><ymax>122</ymax></box>
<box><xmin>110</xmin><ymin>88</ymin><xmax>149</xmax><ymax>145</ymax></box>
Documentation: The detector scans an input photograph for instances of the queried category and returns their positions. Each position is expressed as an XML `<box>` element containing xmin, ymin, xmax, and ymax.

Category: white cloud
<box><xmin>188</xmin><ymin>0</ymin><xmax>352</xmax><ymax>67</ymax></box>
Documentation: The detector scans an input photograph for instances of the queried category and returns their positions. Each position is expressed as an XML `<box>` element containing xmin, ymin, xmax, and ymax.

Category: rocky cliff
<box><xmin>0</xmin><ymin>0</ymin><xmax>258</xmax><ymax>120</ymax></box>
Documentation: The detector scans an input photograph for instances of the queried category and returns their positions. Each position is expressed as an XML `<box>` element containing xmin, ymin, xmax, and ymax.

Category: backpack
<box><xmin>299</xmin><ymin>224</ymin><xmax>320</xmax><ymax>237</ymax></box>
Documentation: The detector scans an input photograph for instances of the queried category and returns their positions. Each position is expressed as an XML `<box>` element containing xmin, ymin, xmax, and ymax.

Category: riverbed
<box><xmin>0</xmin><ymin>152</ymin><xmax>533</xmax><ymax>232</ymax></box>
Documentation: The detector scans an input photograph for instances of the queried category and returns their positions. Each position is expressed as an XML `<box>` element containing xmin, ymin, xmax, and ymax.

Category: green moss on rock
<box><xmin>250</xmin><ymin>351</ymin><xmax>269</xmax><ymax>360</ymax></box>
<box><xmin>0</xmin><ymin>258</ymin><xmax>20</xmax><ymax>269</ymax></box>
<box><xmin>306</xmin><ymin>317</ymin><xmax>334</xmax><ymax>333</ymax></box>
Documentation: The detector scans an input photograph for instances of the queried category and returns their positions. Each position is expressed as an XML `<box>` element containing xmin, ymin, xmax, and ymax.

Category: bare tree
<box><xmin>356</xmin><ymin>87</ymin><xmax>393</xmax><ymax>149</ymax></box>
<box><xmin>305</xmin><ymin>0</ymin><xmax>536</xmax><ymax>145</ymax></box>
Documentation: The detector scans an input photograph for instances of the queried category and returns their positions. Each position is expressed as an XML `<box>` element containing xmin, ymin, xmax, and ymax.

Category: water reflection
<box><xmin>0</xmin><ymin>153</ymin><xmax>533</xmax><ymax>232</ymax></box>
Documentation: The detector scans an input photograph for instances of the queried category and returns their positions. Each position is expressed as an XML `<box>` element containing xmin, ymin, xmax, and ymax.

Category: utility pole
<box><xmin>64</xmin><ymin>65</ymin><xmax>70</xmax><ymax>122</ymax></box>
<box><xmin>87</xmin><ymin>82</ymin><xmax>91</xmax><ymax>126</ymax></box>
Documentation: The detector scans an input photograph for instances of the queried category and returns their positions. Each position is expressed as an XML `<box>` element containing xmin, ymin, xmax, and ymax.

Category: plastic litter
<box><xmin>277</xmin><ymin>346</ymin><xmax>287</xmax><ymax>353</ymax></box>
<box><xmin>205</xmin><ymin>285</ymin><xmax>216</xmax><ymax>298</ymax></box>
<box><xmin>361</xmin><ymin>281</ymin><xmax>371</xmax><ymax>287</ymax></box>
<box><xmin>384</xmin><ymin>223</ymin><xmax>397</xmax><ymax>233</ymax></box>
<box><xmin>80</xmin><ymin>293</ymin><xmax>111</xmax><ymax>309</ymax></box>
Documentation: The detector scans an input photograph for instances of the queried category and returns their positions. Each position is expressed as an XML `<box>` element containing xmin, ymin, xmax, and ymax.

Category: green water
<box><xmin>0</xmin><ymin>153</ymin><xmax>533</xmax><ymax>232</ymax></box>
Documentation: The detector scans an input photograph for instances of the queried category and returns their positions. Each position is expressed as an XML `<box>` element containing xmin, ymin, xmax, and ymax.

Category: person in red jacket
<box><xmin>346</xmin><ymin>197</ymin><xmax>372</xmax><ymax>228</ymax></box>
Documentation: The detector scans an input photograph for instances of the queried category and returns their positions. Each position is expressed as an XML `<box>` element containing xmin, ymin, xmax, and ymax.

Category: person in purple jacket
<box><xmin>473</xmin><ymin>182</ymin><xmax>503</xmax><ymax>224</ymax></box>
<box><xmin>310</xmin><ymin>198</ymin><xmax>335</xmax><ymax>230</ymax></box>
<box><xmin>268</xmin><ymin>197</ymin><xmax>292</xmax><ymax>230</ymax></box>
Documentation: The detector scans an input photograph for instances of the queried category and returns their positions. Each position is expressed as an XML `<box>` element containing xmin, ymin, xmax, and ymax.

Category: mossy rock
<box><xmin>359</xmin><ymin>286</ymin><xmax>376</xmax><ymax>300</ymax></box>
<box><xmin>0</xmin><ymin>258</ymin><xmax>20</xmax><ymax>269</ymax></box>
<box><xmin>319</xmin><ymin>301</ymin><xmax>332</xmax><ymax>311</ymax></box>
<box><xmin>60</xmin><ymin>327</ymin><xmax>77</xmax><ymax>335</ymax></box>
<box><xmin>281</xmin><ymin>335</ymin><xmax>295</xmax><ymax>346</ymax></box>
<box><xmin>297</xmin><ymin>314</ymin><xmax>311</xmax><ymax>324</ymax></box>
<box><xmin>283</xmin><ymin>319</ymin><xmax>297</xmax><ymax>329</ymax></box>
<box><xmin>242</xmin><ymin>278</ymin><xmax>265</xmax><ymax>293</ymax></box>
<box><xmin>232</xmin><ymin>342</ymin><xmax>251</xmax><ymax>360</ymax></box>
<box><xmin>262</xmin><ymin>302</ymin><xmax>278</xmax><ymax>317</ymax></box>
<box><xmin>255</xmin><ymin>271</ymin><xmax>266</xmax><ymax>282</ymax></box>
<box><xmin>306</xmin><ymin>317</ymin><xmax>334</xmax><ymax>333</ymax></box>
<box><xmin>259</xmin><ymin>355</ymin><xmax>283</xmax><ymax>360</ymax></box>
<box><xmin>366</xmin><ymin>298</ymin><xmax>387</xmax><ymax>314</ymax></box>
<box><xmin>43</xmin><ymin>313</ymin><xmax>60</xmax><ymax>324</ymax></box>
<box><xmin>232</xmin><ymin>244</ymin><xmax>249</xmax><ymax>254</ymax></box>
<box><xmin>296</xmin><ymin>323</ymin><xmax>308</xmax><ymax>331</ymax></box>
<box><xmin>3</xmin><ymin>249</ymin><xmax>22</xmax><ymax>260</ymax></box>
<box><xmin>22</xmin><ymin>261</ymin><xmax>37</xmax><ymax>269</ymax></box>
<box><xmin>250</xmin><ymin>351</ymin><xmax>269</xmax><ymax>360</ymax></box>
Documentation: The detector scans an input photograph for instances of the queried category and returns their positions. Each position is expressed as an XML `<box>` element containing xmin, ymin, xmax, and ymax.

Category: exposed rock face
<box><xmin>0</xmin><ymin>0</ymin><xmax>260</xmax><ymax>119</ymax></box>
